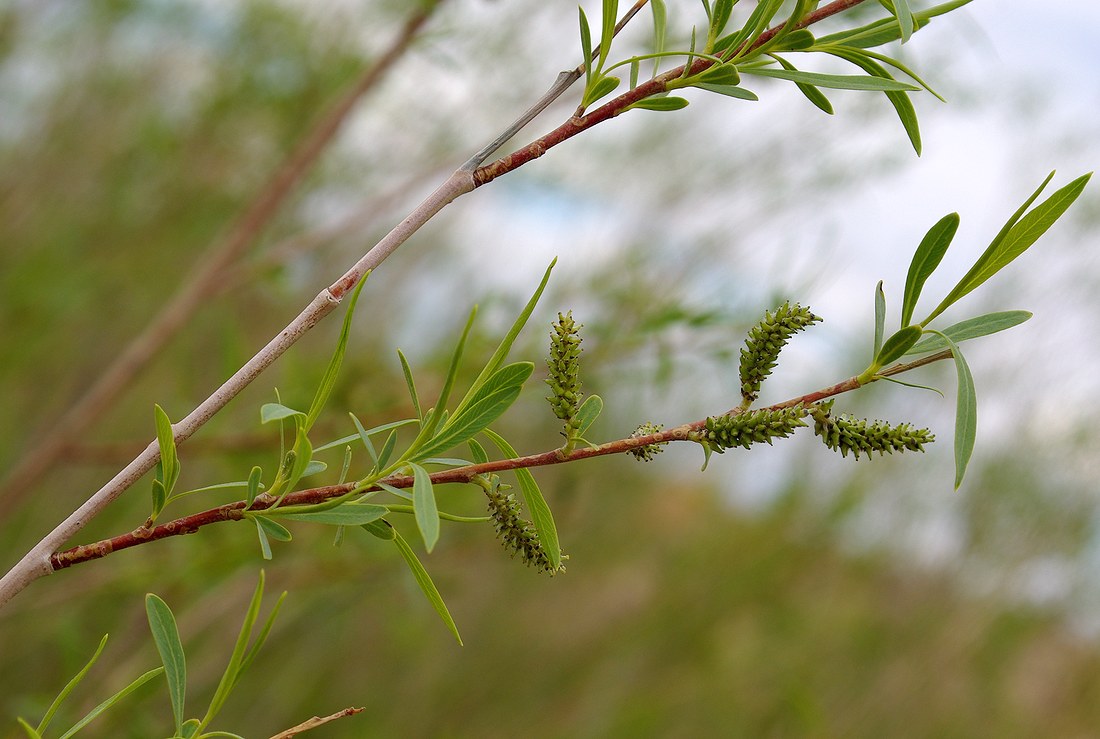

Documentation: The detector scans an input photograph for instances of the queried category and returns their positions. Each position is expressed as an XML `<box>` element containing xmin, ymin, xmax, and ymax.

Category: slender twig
<box><xmin>267</xmin><ymin>707</ymin><xmax>365</xmax><ymax>739</ymax></box>
<box><xmin>0</xmin><ymin>3</ymin><xmax>445</xmax><ymax>512</ymax></box>
<box><xmin>0</xmin><ymin>0</ymin><xmax>867</xmax><ymax>609</ymax></box>
<box><xmin>474</xmin><ymin>0</ymin><xmax>866</xmax><ymax>185</ymax></box>
<box><xmin>49</xmin><ymin>351</ymin><xmax>949</xmax><ymax>572</ymax></box>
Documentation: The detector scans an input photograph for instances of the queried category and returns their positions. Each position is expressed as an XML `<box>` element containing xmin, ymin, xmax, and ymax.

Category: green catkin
<box><xmin>739</xmin><ymin>302</ymin><xmax>822</xmax><ymax>404</ymax></box>
<box><xmin>545</xmin><ymin>311</ymin><xmax>583</xmax><ymax>436</ymax></box>
<box><xmin>699</xmin><ymin>405</ymin><xmax>808</xmax><ymax>452</ymax></box>
<box><xmin>629</xmin><ymin>422</ymin><xmax>666</xmax><ymax>462</ymax></box>
<box><xmin>484</xmin><ymin>476</ymin><xmax>565</xmax><ymax>575</ymax></box>
<box><xmin>810</xmin><ymin>401</ymin><xmax>935</xmax><ymax>459</ymax></box>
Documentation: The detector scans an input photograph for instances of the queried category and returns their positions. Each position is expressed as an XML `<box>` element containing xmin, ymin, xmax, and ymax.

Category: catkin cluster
<box><xmin>700</xmin><ymin>406</ymin><xmax>808</xmax><ymax>452</ymax></box>
<box><xmin>739</xmin><ymin>302</ymin><xmax>822</xmax><ymax>404</ymax></box>
<box><xmin>484</xmin><ymin>477</ymin><xmax>564</xmax><ymax>575</ymax></box>
<box><xmin>811</xmin><ymin>401</ymin><xmax>934</xmax><ymax>459</ymax></box>
<box><xmin>629</xmin><ymin>422</ymin><xmax>666</xmax><ymax>462</ymax></box>
<box><xmin>545</xmin><ymin>311</ymin><xmax>583</xmax><ymax>435</ymax></box>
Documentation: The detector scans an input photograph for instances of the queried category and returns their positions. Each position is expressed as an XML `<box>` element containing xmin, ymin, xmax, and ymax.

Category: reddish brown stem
<box><xmin>474</xmin><ymin>0</ymin><xmax>868</xmax><ymax>186</ymax></box>
<box><xmin>49</xmin><ymin>349</ymin><xmax>946</xmax><ymax>572</ymax></box>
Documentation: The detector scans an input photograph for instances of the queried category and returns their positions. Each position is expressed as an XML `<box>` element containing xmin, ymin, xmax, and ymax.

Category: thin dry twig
<box><xmin>267</xmin><ymin>707</ymin><xmax>365</xmax><ymax>739</ymax></box>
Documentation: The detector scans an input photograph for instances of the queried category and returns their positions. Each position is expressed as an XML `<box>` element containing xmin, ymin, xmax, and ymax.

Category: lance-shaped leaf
<box><xmin>741</xmin><ymin>67</ymin><xmax>919</xmax><ymax>92</ymax></box>
<box><xmin>628</xmin><ymin>96</ymin><xmax>690</xmax><ymax>111</ymax></box>
<box><xmin>483</xmin><ymin>429</ymin><xmax>562</xmax><ymax>571</ymax></box>
<box><xmin>397</xmin><ymin>350</ymin><xmax>422</xmax><ymax>420</ymax></box>
<box><xmin>55</xmin><ymin>667</ymin><xmax>165</xmax><ymax>739</ymax></box>
<box><xmin>692</xmin><ymin>84</ymin><xmax>758</xmax><ymax>101</ymax></box>
<box><xmin>274</xmin><ymin>502</ymin><xmax>388</xmax><ymax>527</ymax></box>
<box><xmin>153</xmin><ymin>404</ymin><xmax>180</xmax><ymax>496</ymax></box>
<box><xmin>413</xmin><ymin>362</ymin><xmax>532</xmax><ymax>461</ymax></box>
<box><xmin>410</xmin><ymin>462</ymin><xmax>439</xmax><ymax>553</ymax></box>
<box><xmin>34</xmin><ymin>635</ymin><xmax>109</xmax><ymax>736</ymax></box>
<box><xmin>902</xmin><ymin>213</ymin><xmax>959</xmax><ymax>327</ymax></box>
<box><xmin>825</xmin><ymin>47</ymin><xmax>921</xmax><ymax>154</ymax></box>
<box><xmin>873</xmin><ymin>281</ymin><xmax>886</xmax><ymax>360</ymax></box>
<box><xmin>904</xmin><ymin>311</ymin><xmax>1032</xmax><ymax>355</ymax></box>
<box><xmin>873</xmin><ymin>325</ymin><xmax>923</xmax><ymax>369</ymax></box>
<box><xmin>598</xmin><ymin>0</ymin><xmax>619</xmax><ymax>72</ymax></box>
<box><xmin>927</xmin><ymin>330</ymin><xmax>977</xmax><ymax>489</ymax></box>
<box><xmin>650</xmin><ymin>0</ymin><xmax>666</xmax><ymax>75</ymax></box>
<box><xmin>392</xmin><ymin>529</ymin><xmax>462</xmax><ymax>645</ymax></box>
<box><xmin>715</xmin><ymin>0</ymin><xmax>785</xmax><ymax>57</ymax></box>
<box><xmin>772</xmin><ymin>54</ymin><xmax>832</xmax><ymax>113</ymax></box>
<box><xmin>145</xmin><ymin>594</ymin><xmax>187</xmax><ymax>736</ymax></box>
<box><xmin>574</xmin><ymin>394</ymin><xmax>604</xmax><ymax>436</ymax></box>
<box><xmin>260</xmin><ymin>403</ymin><xmax>305</xmax><ymax>424</ymax></box>
<box><xmin>199</xmin><ymin>572</ymin><xmax>285</xmax><ymax>730</ymax></box>
<box><xmin>305</xmin><ymin>272</ymin><xmax>367</xmax><ymax>432</ymax></box>
<box><xmin>452</xmin><ymin>260</ymin><xmax>554</xmax><ymax>420</ymax></box>
<box><xmin>926</xmin><ymin>172</ymin><xmax>1091</xmax><ymax>323</ymax></box>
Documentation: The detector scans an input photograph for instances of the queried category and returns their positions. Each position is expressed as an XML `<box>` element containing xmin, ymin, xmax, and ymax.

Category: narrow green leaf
<box><xmin>376</xmin><ymin>429</ymin><xmax>398</xmax><ymax>472</ymax></box>
<box><xmin>153</xmin><ymin>404</ymin><xmax>179</xmax><ymax>495</ymax></box>
<box><xmin>377</xmin><ymin>481</ymin><xmax>413</xmax><ymax>502</ymax></box>
<box><xmin>255</xmin><ymin>519</ymin><xmax>273</xmax><ymax>560</ymax></box>
<box><xmin>929</xmin><ymin>330</ymin><xmax>977</xmax><ymax>489</ymax></box>
<box><xmin>275</xmin><ymin>503</ymin><xmax>388</xmax><ymax>526</ymax></box>
<box><xmin>238</xmin><ymin>590</ymin><xmax>285</xmax><ymax>678</ymax></box>
<box><xmin>579</xmin><ymin>6</ymin><xmax>593</xmax><ymax>84</ymax></box>
<box><xmin>905</xmin><ymin>311</ymin><xmax>1032</xmax><ymax>355</ymax></box>
<box><xmin>150</xmin><ymin>477</ymin><xmax>166</xmax><ymax>519</ymax></box>
<box><xmin>417</xmin><ymin>306</ymin><xmax>477</xmax><ymax>447</ymax></box>
<box><xmin>455</xmin><ymin>260</ymin><xmax>555</xmax><ymax>419</ymax></box>
<box><xmin>468</xmin><ymin>439</ymin><xmax>489</xmax><ymax>465</ymax></box>
<box><xmin>584</xmin><ymin>74</ymin><xmax>621</xmax><ymax>106</ymax></box>
<box><xmin>246</xmin><ymin>466</ymin><xmax>262</xmax><ymax>506</ymax></box>
<box><xmin>56</xmin><ymin>667</ymin><xmax>164</xmax><ymax>739</ymax></box>
<box><xmin>879</xmin><ymin>375</ymin><xmax>944</xmax><ymax>396</ymax></box>
<box><xmin>413</xmin><ymin>385</ymin><xmax>523</xmax><ymax>462</ymax></box>
<box><xmin>260</xmin><ymin>403</ymin><xmax>305</xmax><ymax>424</ymax></box>
<box><xmin>145</xmin><ymin>594</ymin><xmax>186</xmax><ymax>735</ymax></box>
<box><xmin>410</xmin><ymin>463</ymin><xmax>439</xmax><ymax>553</ymax></box>
<box><xmin>771</xmin><ymin>54</ymin><xmax>832</xmax><ymax>113</ymax></box>
<box><xmin>651</xmin><ymin>0</ymin><xmax>667</xmax><ymax>76</ymax></box>
<box><xmin>902</xmin><ymin>213</ymin><xmax>959</xmax><ymax>327</ymax></box>
<box><xmin>693</xmin><ymin>82</ymin><xmax>759</xmax><ymax>100</ymax></box>
<box><xmin>826</xmin><ymin>48</ymin><xmax>921</xmax><ymax>154</ymax></box>
<box><xmin>575</xmin><ymin>394</ymin><xmax>604</xmax><ymax>435</ymax></box>
<box><xmin>361</xmin><ymin>518</ymin><xmax>396</xmax><ymax>541</ymax></box>
<box><xmin>742</xmin><ymin>67</ymin><xmax>918</xmax><ymax>91</ymax></box>
<box><xmin>392</xmin><ymin>530</ymin><xmax>462</xmax><ymax>645</ymax></box>
<box><xmin>17</xmin><ymin>718</ymin><xmax>41</xmax><ymax>739</ymax></box>
<box><xmin>697</xmin><ymin>63</ymin><xmax>741</xmax><ymax>85</ymax></box>
<box><xmin>397</xmin><ymin>350</ymin><xmax>422</xmax><ymax>420</ymax></box>
<box><xmin>199</xmin><ymin>573</ymin><xmax>277</xmax><ymax>729</ymax></box>
<box><xmin>933</xmin><ymin>173</ymin><xmax>1091</xmax><ymax>318</ymax></box>
<box><xmin>894</xmin><ymin>0</ymin><xmax>915</xmax><ymax>42</ymax></box>
<box><xmin>301</xmin><ymin>460</ymin><xmax>327</xmax><ymax>478</ymax></box>
<box><xmin>462</xmin><ymin>362</ymin><xmax>534</xmax><ymax>409</ymax></box>
<box><xmin>873</xmin><ymin>280</ymin><xmax>886</xmax><ymax>360</ymax></box>
<box><xmin>628</xmin><ymin>96</ymin><xmax>691</xmax><ymax>111</ymax></box>
<box><xmin>598</xmin><ymin>0</ymin><xmax>619</xmax><ymax>72</ymax></box>
<box><xmin>36</xmin><ymin>634</ymin><xmax>109</xmax><ymax>735</ymax></box>
<box><xmin>254</xmin><ymin>515</ymin><xmax>293</xmax><ymax>542</ymax></box>
<box><xmin>875</xmin><ymin>325</ymin><xmax>923</xmax><ymax>368</ymax></box>
<box><xmin>306</xmin><ymin>272</ymin><xmax>367</xmax><ymax>431</ymax></box>
<box><xmin>629</xmin><ymin>58</ymin><xmax>639</xmax><ymax>89</ymax></box>
<box><xmin>711</xmin><ymin>0</ymin><xmax>735</xmax><ymax>37</ymax></box>
<box><xmin>773</xmin><ymin>28</ymin><xmax>815</xmax><ymax>51</ymax></box>
<box><xmin>482</xmin><ymin>429</ymin><xmax>561</xmax><ymax>571</ymax></box>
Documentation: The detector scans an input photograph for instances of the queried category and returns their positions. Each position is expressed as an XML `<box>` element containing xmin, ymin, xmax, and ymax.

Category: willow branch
<box><xmin>0</xmin><ymin>0</ymin><xmax>654</xmax><ymax>609</ymax></box>
<box><xmin>50</xmin><ymin>351</ymin><xmax>950</xmax><ymax>572</ymax></box>
<box><xmin>474</xmin><ymin>0</ymin><xmax>868</xmax><ymax>186</ymax></box>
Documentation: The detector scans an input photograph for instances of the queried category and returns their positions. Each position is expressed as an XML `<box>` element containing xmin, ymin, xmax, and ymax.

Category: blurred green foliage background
<box><xmin>2</xmin><ymin>1</ymin><xmax>1099</xmax><ymax>736</ymax></box>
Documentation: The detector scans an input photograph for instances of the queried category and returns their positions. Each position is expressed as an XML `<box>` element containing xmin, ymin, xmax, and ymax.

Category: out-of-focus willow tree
<box><xmin>2</xmin><ymin>1</ymin><xmax>1099</xmax><ymax>736</ymax></box>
